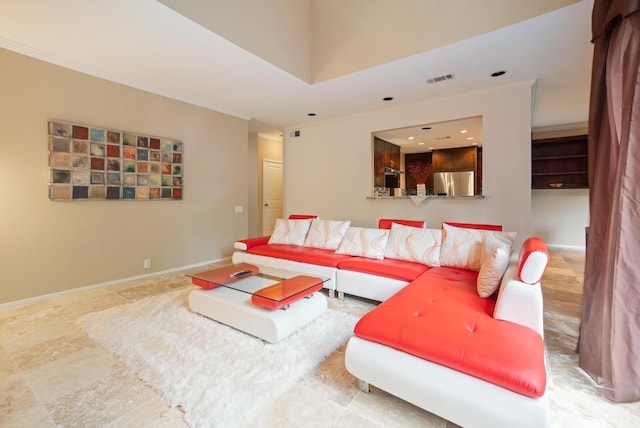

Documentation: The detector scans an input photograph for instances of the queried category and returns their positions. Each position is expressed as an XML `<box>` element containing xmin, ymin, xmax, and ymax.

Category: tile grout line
<box><xmin>0</xmin><ymin>340</ymin><xmax>57</xmax><ymax>427</ymax></box>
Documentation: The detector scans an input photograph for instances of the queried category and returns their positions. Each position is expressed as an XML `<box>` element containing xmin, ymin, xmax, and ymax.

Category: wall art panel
<box><xmin>48</xmin><ymin>120</ymin><xmax>183</xmax><ymax>201</ymax></box>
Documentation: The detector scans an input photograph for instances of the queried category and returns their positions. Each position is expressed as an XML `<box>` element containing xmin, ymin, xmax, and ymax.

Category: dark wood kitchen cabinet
<box><xmin>432</xmin><ymin>146</ymin><xmax>477</xmax><ymax>172</ymax></box>
<box><xmin>373</xmin><ymin>137</ymin><xmax>401</xmax><ymax>188</ymax></box>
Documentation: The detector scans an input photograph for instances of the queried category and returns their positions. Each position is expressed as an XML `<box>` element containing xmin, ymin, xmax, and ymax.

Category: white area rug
<box><xmin>78</xmin><ymin>289</ymin><xmax>361</xmax><ymax>428</ymax></box>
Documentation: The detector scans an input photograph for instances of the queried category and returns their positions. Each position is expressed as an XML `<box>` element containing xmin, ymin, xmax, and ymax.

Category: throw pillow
<box><xmin>440</xmin><ymin>223</ymin><xmax>515</xmax><ymax>272</ymax></box>
<box><xmin>384</xmin><ymin>223</ymin><xmax>442</xmax><ymax>266</ymax></box>
<box><xmin>303</xmin><ymin>218</ymin><xmax>351</xmax><ymax>250</ymax></box>
<box><xmin>477</xmin><ymin>245</ymin><xmax>511</xmax><ymax>297</ymax></box>
<box><xmin>267</xmin><ymin>218</ymin><xmax>312</xmax><ymax>245</ymax></box>
<box><xmin>335</xmin><ymin>227</ymin><xmax>390</xmax><ymax>260</ymax></box>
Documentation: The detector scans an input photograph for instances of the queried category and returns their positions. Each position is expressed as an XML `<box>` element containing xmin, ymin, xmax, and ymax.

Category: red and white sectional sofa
<box><xmin>232</xmin><ymin>216</ymin><xmax>551</xmax><ymax>428</ymax></box>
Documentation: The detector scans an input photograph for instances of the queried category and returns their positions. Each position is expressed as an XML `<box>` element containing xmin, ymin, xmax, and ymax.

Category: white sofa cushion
<box><xmin>336</xmin><ymin>227</ymin><xmax>390</xmax><ymax>260</ymax></box>
<box><xmin>267</xmin><ymin>218</ymin><xmax>312</xmax><ymax>245</ymax></box>
<box><xmin>303</xmin><ymin>218</ymin><xmax>351</xmax><ymax>250</ymax></box>
<box><xmin>494</xmin><ymin>263</ymin><xmax>545</xmax><ymax>335</ymax></box>
<box><xmin>440</xmin><ymin>223</ymin><xmax>515</xmax><ymax>272</ymax></box>
<box><xmin>384</xmin><ymin>223</ymin><xmax>442</xmax><ymax>267</ymax></box>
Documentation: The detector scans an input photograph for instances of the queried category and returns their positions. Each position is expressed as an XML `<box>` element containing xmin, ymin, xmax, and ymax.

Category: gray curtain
<box><xmin>579</xmin><ymin>0</ymin><xmax>640</xmax><ymax>403</ymax></box>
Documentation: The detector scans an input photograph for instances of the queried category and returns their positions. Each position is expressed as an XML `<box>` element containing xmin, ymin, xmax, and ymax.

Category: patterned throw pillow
<box><xmin>267</xmin><ymin>218</ymin><xmax>312</xmax><ymax>245</ymax></box>
<box><xmin>384</xmin><ymin>223</ymin><xmax>442</xmax><ymax>266</ymax></box>
<box><xmin>477</xmin><ymin>245</ymin><xmax>511</xmax><ymax>297</ymax></box>
<box><xmin>335</xmin><ymin>227</ymin><xmax>390</xmax><ymax>260</ymax></box>
<box><xmin>303</xmin><ymin>218</ymin><xmax>351</xmax><ymax>250</ymax></box>
<box><xmin>440</xmin><ymin>223</ymin><xmax>515</xmax><ymax>272</ymax></box>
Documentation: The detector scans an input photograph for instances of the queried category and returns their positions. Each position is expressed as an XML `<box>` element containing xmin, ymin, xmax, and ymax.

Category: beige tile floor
<box><xmin>0</xmin><ymin>249</ymin><xmax>608</xmax><ymax>427</ymax></box>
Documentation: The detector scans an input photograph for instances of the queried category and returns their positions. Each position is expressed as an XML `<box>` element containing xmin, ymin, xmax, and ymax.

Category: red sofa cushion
<box><xmin>379</xmin><ymin>218</ymin><xmax>426</xmax><ymax>229</ymax></box>
<box><xmin>443</xmin><ymin>222</ymin><xmax>503</xmax><ymax>231</ymax></box>
<box><xmin>288</xmin><ymin>214</ymin><xmax>318</xmax><ymax>220</ymax></box>
<box><xmin>234</xmin><ymin>235</ymin><xmax>270</xmax><ymax>250</ymax></box>
<box><xmin>338</xmin><ymin>257</ymin><xmax>430</xmax><ymax>282</ymax></box>
<box><xmin>247</xmin><ymin>244</ymin><xmax>352</xmax><ymax>267</ymax></box>
<box><xmin>354</xmin><ymin>267</ymin><xmax>546</xmax><ymax>398</ymax></box>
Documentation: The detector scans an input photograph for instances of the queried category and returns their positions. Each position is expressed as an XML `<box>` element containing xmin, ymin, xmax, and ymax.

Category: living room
<box><xmin>2</xmin><ymin>0</ymin><xmax>638</xmax><ymax>427</ymax></box>
<box><xmin>0</xmin><ymin>1</ymin><xmax>593</xmax><ymax>305</ymax></box>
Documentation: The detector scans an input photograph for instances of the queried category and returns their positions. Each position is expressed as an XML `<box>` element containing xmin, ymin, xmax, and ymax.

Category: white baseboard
<box><xmin>546</xmin><ymin>244</ymin><xmax>586</xmax><ymax>251</ymax></box>
<box><xmin>0</xmin><ymin>257</ymin><xmax>231</xmax><ymax>310</ymax></box>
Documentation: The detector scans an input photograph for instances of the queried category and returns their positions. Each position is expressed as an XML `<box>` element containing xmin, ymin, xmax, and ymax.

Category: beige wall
<box><xmin>248</xmin><ymin>133</ymin><xmax>260</xmax><ymax>237</ymax></box>
<box><xmin>247</xmin><ymin>133</ymin><xmax>284</xmax><ymax>237</ymax></box>
<box><xmin>283</xmin><ymin>83</ymin><xmax>534</xmax><ymax>245</ymax></box>
<box><xmin>532</xmin><ymin>189</ymin><xmax>589</xmax><ymax>249</ymax></box>
<box><xmin>0</xmin><ymin>48</ymin><xmax>248</xmax><ymax>304</ymax></box>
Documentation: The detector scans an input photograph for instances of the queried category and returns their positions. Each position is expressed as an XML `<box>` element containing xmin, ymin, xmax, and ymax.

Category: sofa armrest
<box><xmin>493</xmin><ymin>263</ymin><xmax>544</xmax><ymax>337</ymax></box>
<box><xmin>234</xmin><ymin>236</ymin><xmax>271</xmax><ymax>251</ymax></box>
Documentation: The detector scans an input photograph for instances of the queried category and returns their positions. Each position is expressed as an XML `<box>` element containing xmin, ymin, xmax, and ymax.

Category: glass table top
<box><xmin>187</xmin><ymin>263</ymin><xmax>328</xmax><ymax>303</ymax></box>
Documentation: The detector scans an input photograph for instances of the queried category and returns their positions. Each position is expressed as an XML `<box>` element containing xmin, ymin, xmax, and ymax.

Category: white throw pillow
<box><xmin>440</xmin><ymin>223</ymin><xmax>515</xmax><ymax>272</ymax></box>
<box><xmin>335</xmin><ymin>227</ymin><xmax>390</xmax><ymax>260</ymax></box>
<box><xmin>303</xmin><ymin>218</ymin><xmax>351</xmax><ymax>250</ymax></box>
<box><xmin>267</xmin><ymin>218</ymin><xmax>312</xmax><ymax>245</ymax></box>
<box><xmin>384</xmin><ymin>223</ymin><xmax>442</xmax><ymax>266</ymax></box>
<box><xmin>477</xmin><ymin>246</ymin><xmax>511</xmax><ymax>297</ymax></box>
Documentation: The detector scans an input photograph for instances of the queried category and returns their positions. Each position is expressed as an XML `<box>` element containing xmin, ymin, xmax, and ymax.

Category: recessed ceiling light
<box><xmin>418</xmin><ymin>142</ymin><xmax>425</xmax><ymax>145</ymax></box>
<box><xmin>408</xmin><ymin>136</ymin><xmax>415</xmax><ymax>140</ymax></box>
<box><xmin>428</xmin><ymin>146</ymin><xmax>434</xmax><ymax>150</ymax></box>
<box><xmin>459</xmin><ymin>129</ymin><xmax>468</xmax><ymax>134</ymax></box>
<box><xmin>491</xmin><ymin>71</ymin><xmax>506</xmax><ymax>77</ymax></box>
<box><xmin>466</xmin><ymin>137</ymin><xmax>474</xmax><ymax>140</ymax></box>
<box><xmin>307</xmin><ymin>113</ymin><xmax>316</xmax><ymax>116</ymax></box>
<box><xmin>382</xmin><ymin>97</ymin><xmax>394</xmax><ymax>101</ymax></box>
<box><xmin>472</xmin><ymin>142</ymin><xmax>478</xmax><ymax>146</ymax></box>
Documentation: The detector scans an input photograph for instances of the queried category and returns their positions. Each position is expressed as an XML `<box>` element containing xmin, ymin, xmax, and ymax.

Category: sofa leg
<box><xmin>357</xmin><ymin>379</ymin><xmax>370</xmax><ymax>393</ymax></box>
<box><xmin>338</xmin><ymin>291</ymin><xmax>345</xmax><ymax>301</ymax></box>
<box><xmin>328</xmin><ymin>289</ymin><xmax>335</xmax><ymax>299</ymax></box>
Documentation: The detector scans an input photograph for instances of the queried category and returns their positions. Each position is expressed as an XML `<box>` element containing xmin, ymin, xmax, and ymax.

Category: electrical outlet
<box><xmin>144</xmin><ymin>259</ymin><xmax>152</xmax><ymax>269</ymax></box>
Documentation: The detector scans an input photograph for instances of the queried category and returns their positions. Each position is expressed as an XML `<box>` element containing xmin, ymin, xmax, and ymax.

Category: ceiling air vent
<box><xmin>426</xmin><ymin>74</ymin><xmax>455</xmax><ymax>84</ymax></box>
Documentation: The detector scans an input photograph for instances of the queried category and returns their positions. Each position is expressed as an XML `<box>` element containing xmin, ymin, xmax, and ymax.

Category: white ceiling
<box><xmin>374</xmin><ymin>116</ymin><xmax>484</xmax><ymax>154</ymax></box>
<box><xmin>0</xmin><ymin>0</ymin><xmax>593</xmax><ymax>138</ymax></box>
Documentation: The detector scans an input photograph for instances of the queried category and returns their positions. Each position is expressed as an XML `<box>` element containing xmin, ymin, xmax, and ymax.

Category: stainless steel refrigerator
<box><xmin>433</xmin><ymin>171</ymin><xmax>475</xmax><ymax>196</ymax></box>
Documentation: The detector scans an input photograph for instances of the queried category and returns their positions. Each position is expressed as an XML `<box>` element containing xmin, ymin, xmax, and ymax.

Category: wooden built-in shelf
<box><xmin>531</xmin><ymin>134</ymin><xmax>588</xmax><ymax>189</ymax></box>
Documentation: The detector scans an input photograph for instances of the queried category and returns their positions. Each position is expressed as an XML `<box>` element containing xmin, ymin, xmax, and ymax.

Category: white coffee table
<box><xmin>187</xmin><ymin>263</ymin><xmax>328</xmax><ymax>343</ymax></box>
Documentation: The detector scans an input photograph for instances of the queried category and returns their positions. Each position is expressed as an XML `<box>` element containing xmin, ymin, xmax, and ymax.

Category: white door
<box><xmin>262</xmin><ymin>160</ymin><xmax>283</xmax><ymax>235</ymax></box>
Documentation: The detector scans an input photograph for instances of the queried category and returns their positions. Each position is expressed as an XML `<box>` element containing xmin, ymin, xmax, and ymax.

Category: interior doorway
<box><xmin>262</xmin><ymin>159</ymin><xmax>283</xmax><ymax>235</ymax></box>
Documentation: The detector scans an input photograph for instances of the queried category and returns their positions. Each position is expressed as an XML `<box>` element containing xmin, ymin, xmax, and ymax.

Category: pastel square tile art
<box><xmin>48</xmin><ymin>120</ymin><xmax>183</xmax><ymax>200</ymax></box>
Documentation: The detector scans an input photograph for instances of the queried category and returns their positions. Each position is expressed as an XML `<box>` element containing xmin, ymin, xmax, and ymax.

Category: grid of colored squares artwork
<box><xmin>48</xmin><ymin>120</ymin><xmax>183</xmax><ymax>200</ymax></box>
